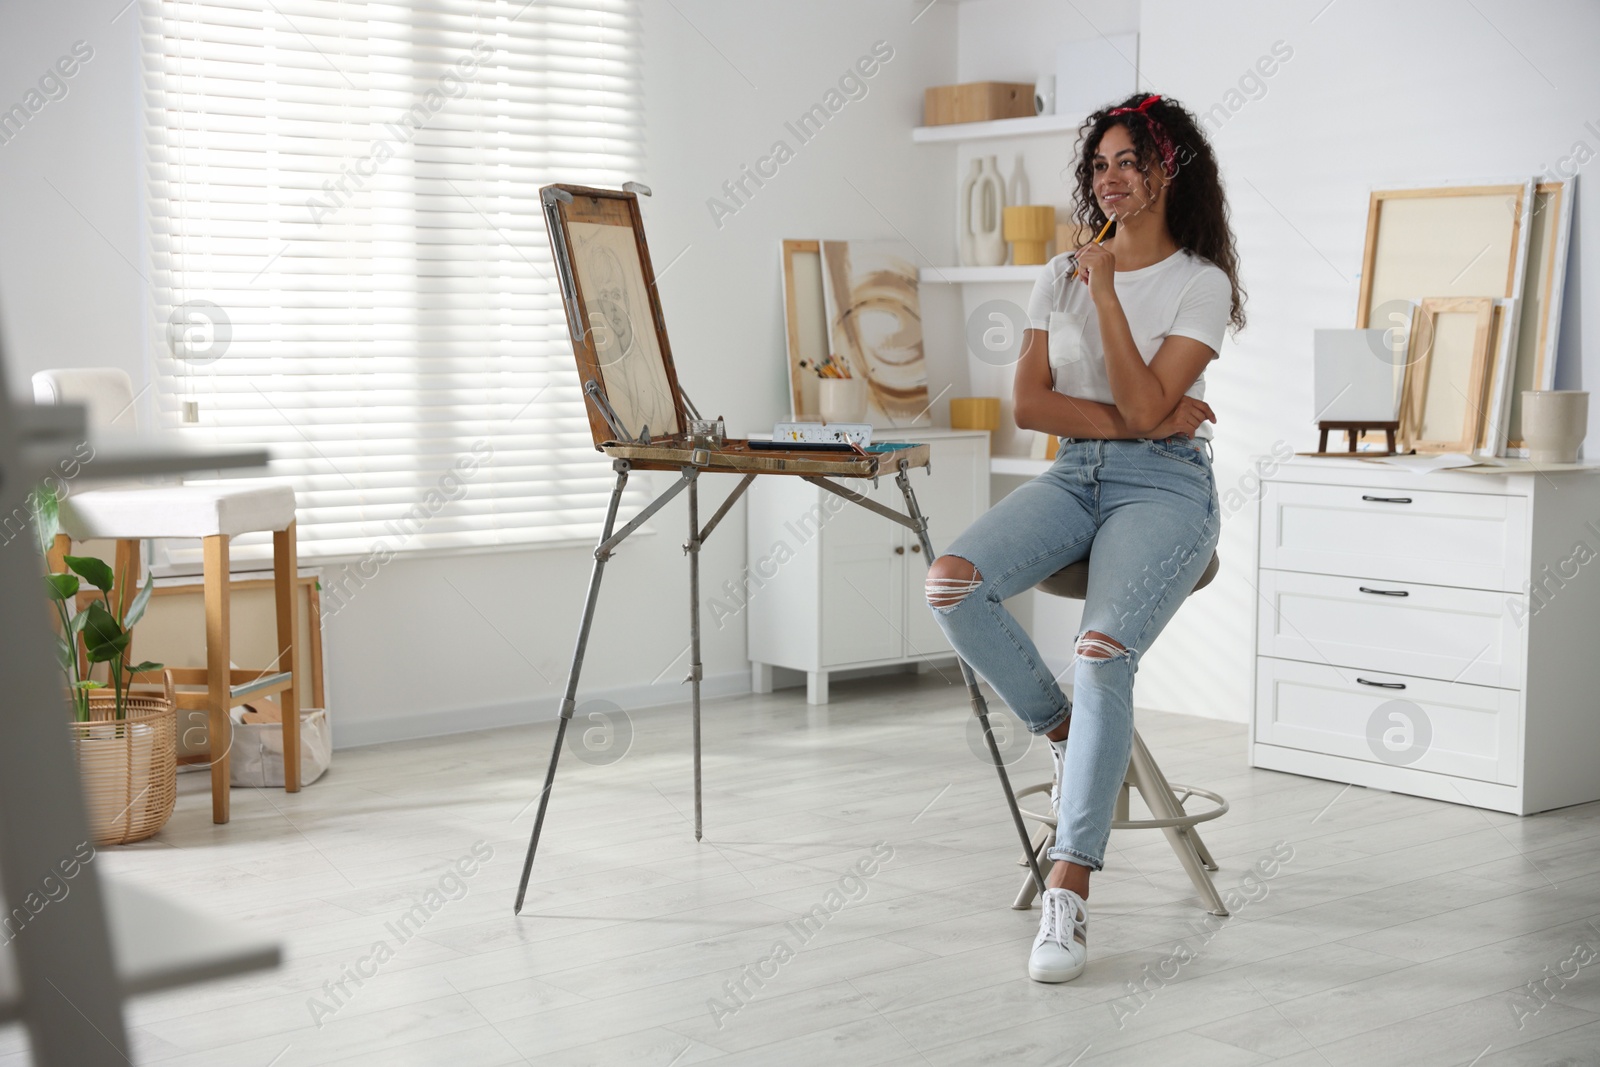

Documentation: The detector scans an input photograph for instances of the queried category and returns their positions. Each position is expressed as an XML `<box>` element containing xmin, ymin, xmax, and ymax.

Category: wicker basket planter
<box><xmin>72</xmin><ymin>681</ymin><xmax>177</xmax><ymax>846</ymax></box>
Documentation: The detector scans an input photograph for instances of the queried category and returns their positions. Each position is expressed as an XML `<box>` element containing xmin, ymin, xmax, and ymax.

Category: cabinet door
<box><xmin>904</xmin><ymin>436</ymin><xmax>986</xmax><ymax>657</ymax></box>
<box><xmin>819</xmin><ymin>475</ymin><xmax>906</xmax><ymax>667</ymax></box>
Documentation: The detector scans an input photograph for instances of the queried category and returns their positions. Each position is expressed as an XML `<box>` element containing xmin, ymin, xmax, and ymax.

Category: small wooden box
<box><xmin>923</xmin><ymin>82</ymin><xmax>1035</xmax><ymax>126</ymax></box>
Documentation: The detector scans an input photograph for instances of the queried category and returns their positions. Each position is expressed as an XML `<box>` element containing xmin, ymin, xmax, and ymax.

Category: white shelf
<box><xmin>991</xmin><ymin>455</ymin><xmax>1051</xmax><ymax>477</ymax></box>
<box><xmin>0</xmin><ymin>876</ymin><xmax>281</xmax><ymax>1023</ymax></box>
<box><xmin>912</xmin><ymin>112</ymin><xmax>1079</xmax><ymax>144</ymax></box>
<box><xmin>920</xmin><ymin>266</ymin><xmax>1041</xmax><ymax>284</ymax></box>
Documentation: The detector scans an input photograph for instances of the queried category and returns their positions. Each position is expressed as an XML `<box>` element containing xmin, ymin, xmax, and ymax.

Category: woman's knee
<box><xmin>926</xmin><ymin>554</ymin><xmax>983</xmax><ymax>612</ymax></box>
<box><xmin>1075</xmin><ymin>630</ymin><xmax>1129</xmax><ymax>661</ymax></box>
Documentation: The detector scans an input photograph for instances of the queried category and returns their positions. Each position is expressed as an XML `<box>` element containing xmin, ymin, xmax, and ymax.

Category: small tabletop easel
<box><xmin>1316</xmin><ymin>419</ymin><xmax>1400</xmax><ymax>455</ymax></box>
<box><xmin>513</xmin><ymin>184</ymin><xmax>1046</xmax><ymax>912</ymax></box>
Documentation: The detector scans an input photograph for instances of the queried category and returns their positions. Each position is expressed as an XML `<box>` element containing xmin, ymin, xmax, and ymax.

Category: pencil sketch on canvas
<box><xmin>569</xmin><ymin>220</ymin><xmax>679</xmax><ymax>438</ymax></box>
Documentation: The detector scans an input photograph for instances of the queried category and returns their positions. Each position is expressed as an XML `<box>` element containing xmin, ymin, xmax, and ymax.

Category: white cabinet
<box><xmin>1251</xmin><ymin>456</ymin><xmax>1600</xmax><ymax>814</ymax></box>
<box><xmin>747</xmin><ymin>429</ymin><xmax>989</xmax><ymax>703</ymax></box>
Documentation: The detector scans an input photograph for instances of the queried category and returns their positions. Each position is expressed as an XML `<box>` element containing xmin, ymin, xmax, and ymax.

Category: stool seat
<box><xmin>60</xmin><ymin>483</ymin><xmax>297</xmax><ymax>540</ymax></box>
<box><xmin>1036</xmin><ymin>551</ymin><xmax>1220</xmax><ymax>600</ymax></box>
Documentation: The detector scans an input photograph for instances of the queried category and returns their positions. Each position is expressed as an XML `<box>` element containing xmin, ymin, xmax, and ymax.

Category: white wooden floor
<box><xmin>7</xmin><ymin>668</ymin><xmax>1600</xmax><ymax>1066</ymax></box>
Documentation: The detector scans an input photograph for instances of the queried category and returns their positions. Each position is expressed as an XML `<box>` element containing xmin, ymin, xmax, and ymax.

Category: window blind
<box><xmin>142</xmin><ymin>0</ymin><xmax>647</xmax><ymax>560</ymax></box>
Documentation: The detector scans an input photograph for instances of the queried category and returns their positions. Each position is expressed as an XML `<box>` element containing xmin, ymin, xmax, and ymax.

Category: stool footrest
<box><xmin>230</xmin><ymin>671</ymin><xmax>293</xmax><ymax>702</ymax></box>
<box><xmin>148</xmin><ymin>668</ymin><xmax>295</xmax><ymax>710</ymax></box>
<box><xmin>1015</xmin><ymin>782</ymin><xmax>1230</xmax><ymax>831</ymax></box>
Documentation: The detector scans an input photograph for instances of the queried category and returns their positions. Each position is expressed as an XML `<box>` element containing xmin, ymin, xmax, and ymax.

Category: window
<box><xmin>143</xmin><ymin>0</ymin><xmax>647</xmax><ymax>560</ymax></box>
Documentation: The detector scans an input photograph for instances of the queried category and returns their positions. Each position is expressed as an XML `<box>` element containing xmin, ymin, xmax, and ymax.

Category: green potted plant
<box><xmin>32</xmin><ymin>486</ymin><xmax>178</xmax><ymax>844</ymax></box>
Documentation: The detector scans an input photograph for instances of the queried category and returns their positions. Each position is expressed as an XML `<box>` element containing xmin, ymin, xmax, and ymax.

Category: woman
<box><xmin>925</xmin><ymin>93</ymin><xmax>1244</xmax><ymax>984</ymax></box>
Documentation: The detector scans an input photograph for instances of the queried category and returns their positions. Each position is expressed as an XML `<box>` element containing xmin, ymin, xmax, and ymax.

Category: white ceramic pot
<box><xmin>819</xmin><ymin>377</ymin><xmax>869</xmax><ymax>424</ymax></box>
<box><xmin>1522</xmin><ymin>390</ymin><xmax>1589</xmax><ymax>463</ymax></box>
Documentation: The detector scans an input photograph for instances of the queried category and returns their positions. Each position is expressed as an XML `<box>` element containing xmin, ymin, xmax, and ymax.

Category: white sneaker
<box><xmin>1029</xmin><ymin>887</ymin><xmax>1088</xmax><ymax>983</ymax></box>
<box><xmin>1048</xmin><ymin>738</ymin><xmax>1067</xmax><ymax>815</ymax></box>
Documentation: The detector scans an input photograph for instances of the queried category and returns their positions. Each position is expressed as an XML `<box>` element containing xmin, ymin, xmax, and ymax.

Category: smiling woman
<box><xmin>924</xmin><ymin>92</ymin><xmax>1243</xmax><ymax>986</ymax></box>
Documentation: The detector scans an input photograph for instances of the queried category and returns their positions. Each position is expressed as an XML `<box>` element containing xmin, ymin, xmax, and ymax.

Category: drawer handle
<box><xmin>1360</xmin><ymin>494</ymin><xmax>1413</xmax><ymax>504</ymax></box>
<box><xmin>1356</xmin><ymin>676</ymin><xmax>1406</xmax><ymax>690</ymax></box>
<box><xmin>894</xmin><ymin>546</ymin><xmax>905</xmax><ymax>555</ymax></box>
<box><xmin>910</xmin><ymin>543</ymin><xmax>922</xmax><ymax>554</ymax></box>
<box><xmin>1358</xmin><ymin>586</ymin><xmax>1409</xmax><ymax>597</ymax></box>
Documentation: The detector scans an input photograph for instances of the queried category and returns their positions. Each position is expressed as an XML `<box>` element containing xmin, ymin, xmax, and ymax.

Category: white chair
<box><xmin>33</xmin><ymin>368</ymin><xmax>302</xmax><ymax>824</ymax></box>
<box><xmin>1016</xmin><ymin>553</ymin><xmax>1231</xmax><ymax>915</ymax></box>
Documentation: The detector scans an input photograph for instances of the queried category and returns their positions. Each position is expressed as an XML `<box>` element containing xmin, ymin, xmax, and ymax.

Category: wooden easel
<box><xmin>512</xmin><ymin>185</ymin><xmax>1046</xmax><ymax>912</ymax></box>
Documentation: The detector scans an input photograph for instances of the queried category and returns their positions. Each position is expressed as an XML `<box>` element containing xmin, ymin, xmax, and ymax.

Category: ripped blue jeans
<box><xmin>927</xmin><ymin>436</ymin><xmax>1220</xmax><ymax>871</ymax></box>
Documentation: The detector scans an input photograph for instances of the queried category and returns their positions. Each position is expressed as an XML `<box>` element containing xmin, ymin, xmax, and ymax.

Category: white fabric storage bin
<box><xmin>229</xmin><ymin>707</ymin><xmax>331</xmax><ymax>788</ymax></box>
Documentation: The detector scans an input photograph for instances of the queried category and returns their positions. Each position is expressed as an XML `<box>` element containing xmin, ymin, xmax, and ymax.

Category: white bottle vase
<box><xmin>1008</xmin><ymin>153</ymin><xmax>1030</xmax><ymax>206</ymax></box>
<box><xmin>958</xmin><ymin>159</ymin><xmax>981</xmax><ymax>267</ymax></box>
<box><xmin>971</xmin><ymin>156</ymin><xmax>1007</xmax><ymax>267</ymax></box>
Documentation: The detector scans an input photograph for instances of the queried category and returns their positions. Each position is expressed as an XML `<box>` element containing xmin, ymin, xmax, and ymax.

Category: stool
<box><xmin>1019</xmin><ymin>552</ymin><xmax>1231</xmax><ymax>916</ymax></box>
<box><xmin>34</xmin><ymin>368</ymin><xmax>302</xmax><ymax>825</ymax></box>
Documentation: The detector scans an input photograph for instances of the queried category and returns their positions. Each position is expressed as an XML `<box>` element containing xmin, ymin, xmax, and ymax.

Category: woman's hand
<box><xmin>1075</xmin><ymin>241</ymin><xmax>1117</xmax><ymax>303</ymax></box>
<box><xmin>1147</xmin><ymin>395</ymin><xmax>1216</xmax><ymax>439</ymax></box>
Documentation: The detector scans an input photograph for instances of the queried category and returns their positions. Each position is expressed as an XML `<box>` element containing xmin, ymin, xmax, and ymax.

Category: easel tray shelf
<box><xmin>601</xmin><ymin>439</ymin><xmax>930</xmax><ymax>476</ymax></box>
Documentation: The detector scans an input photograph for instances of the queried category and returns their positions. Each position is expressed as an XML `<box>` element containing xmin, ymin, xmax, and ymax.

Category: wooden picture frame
<box><xmin>1400</xmin><ymin>296</ymin><xmax>1494</xmax><ymax>453</ymax></box>
<box><xmin>1356</xmin><ymin>181</ymin><xmax>1533</xmax><ymax>328</ymax></box>
<box><xmin>541</xmin><ymin>184</ymin><xmax>687</xmax><ymax>449</ymax></box>
<box><xmin>1506</xmin><ymin>178</ymin><xmax>1577</xmax><ymax>452</ymax></box>
<box><xmin>1355</xmin><ymin>180</ymin><xmax>1534</xmax><ymax>453</ymax></box>
<box><xmin>780</xmin><ymin>239</ymin><xmax>829</xmax><ymax>421</ymax></box>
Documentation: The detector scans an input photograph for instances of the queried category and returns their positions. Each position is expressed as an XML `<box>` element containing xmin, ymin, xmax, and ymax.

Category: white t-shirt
<box><xmin>1025</xmin><ymin>247</ymin><xmax>1231</xmax><ymax>440</ymax></box>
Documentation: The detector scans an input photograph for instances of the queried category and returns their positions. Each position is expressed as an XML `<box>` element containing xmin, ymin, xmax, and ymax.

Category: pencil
<box><xmin>1067</xmin><ymin>216</ymin><xmax>1116</xmax><ymax>281</ymax></box>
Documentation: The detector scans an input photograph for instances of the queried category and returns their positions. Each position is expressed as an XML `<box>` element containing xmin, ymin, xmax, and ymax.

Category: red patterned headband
<box><xmin>1107</xmin><ymin>94</ymin><xmax>1177</xmax><ymax>178</ymax></box>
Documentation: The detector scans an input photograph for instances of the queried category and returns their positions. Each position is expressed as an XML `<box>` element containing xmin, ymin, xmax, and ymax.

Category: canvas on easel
<box><xmin>541</xmin><ymin>184</ymin><xmax>687</xmax><ymax>447</ymax></box>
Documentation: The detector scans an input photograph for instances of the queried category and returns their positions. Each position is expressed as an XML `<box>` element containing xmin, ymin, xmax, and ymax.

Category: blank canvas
<box><xmin>1357</xmin><ymin>184</ymin><xmax>1529</xmax><ymax>328</ymax></box>
<box><xmin>1313</xmin><ymin>328</ymin><xmax>1398</xmax><ymax>423</ymax></box>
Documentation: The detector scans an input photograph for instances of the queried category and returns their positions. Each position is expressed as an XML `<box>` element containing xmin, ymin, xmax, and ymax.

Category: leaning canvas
<box><xmin>819</xmin><ymin>240</ymin><xmax>931</xmax><ymax>427</ymax></box>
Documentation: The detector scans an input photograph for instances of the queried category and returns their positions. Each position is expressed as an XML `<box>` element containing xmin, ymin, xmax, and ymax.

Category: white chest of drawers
<box><xmin>1251</xmin><ymin>456</ymin><xmax>1600</xmax><ymax>814</ymax></box>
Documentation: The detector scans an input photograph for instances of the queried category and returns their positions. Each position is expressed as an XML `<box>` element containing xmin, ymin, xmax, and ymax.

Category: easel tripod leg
<box><xmin>685</xmin><ymin>468</ymin><xmax>704</xmax><ymax>841</ymax></box>
<box><xmin>514</xmin><ymin>462</ymin><xmax>631</xmax><ymax>914</ymax></box>
<box><xmin>894</xmin><ymin>466</ymin><xmax>1047</xmax><ymax>896</ymax></box>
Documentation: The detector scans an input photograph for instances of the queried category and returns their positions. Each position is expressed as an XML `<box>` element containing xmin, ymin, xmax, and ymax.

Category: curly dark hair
<box><xmin>1071</xmin><ymin>93</ymin><xmax>1246</xmax><ymax>331</ymax></box>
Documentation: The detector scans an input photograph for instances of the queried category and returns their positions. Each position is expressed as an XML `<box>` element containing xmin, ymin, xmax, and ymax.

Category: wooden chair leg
<box><xmin>273</xmin><ymin>522</ymin><xmax>301</xmax><ymax>793</ymax></box>
<box><xmin>114</xmin><ymin>539</ymin><xmax>139</xmax><ymax>668</ymax></box>
<box><xmin>203</xmin><ymin>534</ymin><xmax>231</xmax><ymax>824</ymax></box>
<box><xmin>50</xmin><ymin>535</ymin><xmax>92</xmax><ymax>681</ymax></box>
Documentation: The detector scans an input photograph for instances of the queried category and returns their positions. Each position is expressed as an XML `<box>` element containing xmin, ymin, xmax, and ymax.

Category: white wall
<box><xmin>0</xmin><ymin>3</ymin><xmax>146</xmax><ymax>413</ymax></box>
<box><xmin>0</xmin><ymin>1</ymin><xmax>958</xmax><ymax>747</ymax></box>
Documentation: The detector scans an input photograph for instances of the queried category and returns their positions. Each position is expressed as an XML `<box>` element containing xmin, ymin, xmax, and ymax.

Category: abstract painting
<box><xmin>820</xmin><ymin>240</ymin><xmax>930</xmax><ymax>426</ymax></box>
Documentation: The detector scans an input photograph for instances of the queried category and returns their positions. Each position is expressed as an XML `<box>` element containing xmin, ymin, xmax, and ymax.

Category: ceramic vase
<box><xmin>958</xmin><ymin>159</ymin><xmax>980</xmax><ymax>267</ymax></box>
<box><xmin>1008</xmin><ymin>153</ymin><xmax>1030</xmax><ymax>205</ymax></box>
<box><xmin>971</xmin><ymin>156</ymin><xmax>1007</xmax><ymax>267</ymax></box>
